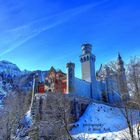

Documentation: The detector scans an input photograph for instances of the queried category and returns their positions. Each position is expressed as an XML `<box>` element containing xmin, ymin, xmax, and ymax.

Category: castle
<box><xmin>34</xmin><ymin>43</ymin><xmax>129</xmax><ymax>104</ymax></box>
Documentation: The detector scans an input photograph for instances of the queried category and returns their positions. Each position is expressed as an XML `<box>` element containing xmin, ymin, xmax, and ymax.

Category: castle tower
<box><xmin>66</xmin><ymin>62</ymin><xmax>75</xmax><ymax>93</ymax></box>
<box><xmin>80</xmin><ymin>43</ymin><xmax>97</xmax><ymax>99</ymax></box>
<box><xmin>117</xmin><ymin>53</ymin><xmax>128</xmax><ymax>97</ymax></box>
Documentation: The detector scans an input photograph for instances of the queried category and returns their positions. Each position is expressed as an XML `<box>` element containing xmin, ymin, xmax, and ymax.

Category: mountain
<box><xmin>0</xmin><ymin>60</ymin><xmax>21</xmax><ymax>77</ymax></box>
<box><xmin>0</xmin><ymin>60</ymin><xmax>31</xmax><ymax>107</ymax></box>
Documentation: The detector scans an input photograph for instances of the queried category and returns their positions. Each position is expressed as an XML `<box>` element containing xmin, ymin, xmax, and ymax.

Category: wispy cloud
<box><xmin>0</xmin><ymin>0</ymin><xmax>109</xmax><ymax>56</ymax></box>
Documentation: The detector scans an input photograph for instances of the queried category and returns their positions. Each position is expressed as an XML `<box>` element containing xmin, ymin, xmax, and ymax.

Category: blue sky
<box><xmin>0</xmin><ymin>0</ymin><xmax>140</xmax><ymax>78</ymax></box>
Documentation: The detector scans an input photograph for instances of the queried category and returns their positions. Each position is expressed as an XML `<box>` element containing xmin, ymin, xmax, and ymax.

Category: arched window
<box><xmin>84</xmin><ymin>57</ymin><xmax>86</xmax><ymax>62</ymax></box>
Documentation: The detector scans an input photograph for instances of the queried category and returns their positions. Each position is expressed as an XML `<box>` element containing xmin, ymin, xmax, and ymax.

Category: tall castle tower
<box><xmin>80</xmin><ymin>43</ymin><xmax>97</xmax><ymax>99</ymax></box>
<box><xmin>66</xmin><ymin>62</ymin><xmax>75</xmax><ymax>93</ymax></box>
<box><xmin>117</xmin><ymin>53</ymin><xmax>128</xmax><ymax>98</ymax></box>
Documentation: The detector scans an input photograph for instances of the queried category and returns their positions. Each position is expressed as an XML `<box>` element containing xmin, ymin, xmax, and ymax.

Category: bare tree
<box><xmin>107</xmin><ymin>57</ymin><xmax>140</xmax><ymax>140</ymax></box>
<box><xmin>127</xmin><ymin>57</ymin><xmax>140</xmax><ymax>104</ymax></box>
<box><xmin>30</xmin><ymin>93</ymin><xmax>73</xmax><ymax>140</ymax></box>
<box><xmin>108</xmin><ymin>60</ymin><xmax>118</xmax><ymax>72</ymax></box>
<box><xmin>0</xmin><ymin>90</ymin><xmax>31</xmax><ymax>140</ymax></box>
<box><xmin>117</xmin><ymin>101</ymin><xmax>140</xmax><ymax>140</ymax></box>
<box><xmin>46</xmin><ymin>93</ymin><xmax>73</xmax><ymax>140</ymax></box>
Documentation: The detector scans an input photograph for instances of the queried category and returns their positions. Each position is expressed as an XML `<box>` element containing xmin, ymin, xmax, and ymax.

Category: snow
<box><xmin>20</xmin><ymin>111</ymin><xmax>32</xmax><ymax>128</ymax></box>
<box><xmin>71</xmin><ymin>102</ymin><xmax>140</xmax><ymax>140</ymax></box>
<box><xmin>14</xmin><ymin>111</ymin><xmax>32</xmax><ymax>139</ymax></box>
<box><xmin>0</xmin><ymin>60</ymin><xmax>26</xmax><ymax>107</ymax></box>
<box><xmin>0</xmin><ymin>60</ymin><xmax>21</xmax><ymax>77</ymax></box>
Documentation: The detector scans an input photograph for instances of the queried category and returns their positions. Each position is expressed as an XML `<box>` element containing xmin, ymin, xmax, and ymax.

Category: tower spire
<box><xmin>117</xmin><ymin>52</ymin><xmax>124</xmax><ymax>66</ymax></box>
<box><xmin>118</xmin><ymin>52</ymin><xmax>122</xmax><ymax>60</ymax></box>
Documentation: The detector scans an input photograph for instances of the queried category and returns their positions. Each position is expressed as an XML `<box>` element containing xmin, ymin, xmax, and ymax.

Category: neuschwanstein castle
<box><xmin>34</xmin><ymin>43</ymin><xmax>129</xmax><ymax>104</ymax></box>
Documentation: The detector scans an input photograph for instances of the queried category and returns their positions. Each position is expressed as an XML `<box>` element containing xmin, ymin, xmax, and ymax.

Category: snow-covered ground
<box><xmin>13</xmin><ymin>111</ymin><xmax>32</xmax><ymax>139</ymax></box>
<box><xmin>20</xmin><ymin>111</ymin><xmax>32</xmax><ymax>128</ymax></box>
<box><xmin>71</xmin><ymin>102</ymin><xmax>140</xmax><ymax>140</ymax></box>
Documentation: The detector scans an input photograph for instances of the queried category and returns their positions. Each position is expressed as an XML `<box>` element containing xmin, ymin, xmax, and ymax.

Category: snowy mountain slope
<box><xmin>71</xmin><ymin>102</ymin><xmax>140</xmax><ymax>140</ymax></box>
<box><xmin>0</xmin><ymin>60</ymin><xmax>21</xmax><ymax>77</ymax></box>
<box><xmin>0</xmin><ymin>60</ymin><xmax>26</xmax><ymax>107</ymax></box>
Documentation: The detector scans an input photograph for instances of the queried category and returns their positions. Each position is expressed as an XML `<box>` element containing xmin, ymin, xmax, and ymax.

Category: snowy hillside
<box><xmin>0</xmin><ymin>60</ymin><xmax>21</xmax><ymax>77</ymax></box>
<box><xmin>71</xmin><ymin>102</ymin><xmax>140</xmax><ymax>140</ymax></box>
<box><xmin>0</xmin><ymin>60</ymin><xmax>18</xmax><ymax>106</ymax></box>
<box><xmin>0</xmin><ymin>60</ymin><xmax>25</xmax><ymax>107</ymax></box>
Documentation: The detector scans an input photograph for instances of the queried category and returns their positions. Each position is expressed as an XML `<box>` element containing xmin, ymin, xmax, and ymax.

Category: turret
<box><xmin>66</xmin><ymin>62</ymin><xmax>75</xmax><ymax>93</ymax></box>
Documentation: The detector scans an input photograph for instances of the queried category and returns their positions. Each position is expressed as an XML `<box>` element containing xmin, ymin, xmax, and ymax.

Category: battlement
<box><xmin>81</xmin><ymin>43</ymin><xmax>92</xmax><ymax>55</ymax></box>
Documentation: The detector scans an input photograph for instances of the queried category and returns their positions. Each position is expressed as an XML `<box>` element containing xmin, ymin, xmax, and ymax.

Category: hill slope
<box><xmin>71</xmin><ymin>102</ymin><xmax>140</xmax><ymax>140</ymax></box>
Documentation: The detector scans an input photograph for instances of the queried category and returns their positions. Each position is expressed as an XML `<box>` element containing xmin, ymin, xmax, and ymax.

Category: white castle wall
<box><xmin>74</xmin><ymin>78</ymin><xmax>91</xmax><ymax>98</ymax></box>
<box><xmin>96</xmin><ymin>81</ymin><xmax>104</xmax><ymax>100</ymax></box>
<box><xmin>108</xmin><ymin>92</ymin><xmax>122</xmax><ymax>104</ymax></box>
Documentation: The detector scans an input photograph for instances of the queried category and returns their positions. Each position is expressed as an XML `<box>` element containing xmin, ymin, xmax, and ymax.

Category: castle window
<box><xmin>87</xmin><ymin>56</ymin><xmax>89</xmax><ymax>61</ymax></box>
<box><xmin>91</xmin><ymin>56</ymin><xmax>94</xmax><ymax>61</ymax></box>
<box><xmin>84</xmin><ymin>57</ymin><xmax>86</xmax><ymax>62</ymax></box>
<box><xmin>80</xmin><ymin>58</ymin><xmax>83</xmax><ymax>63</ymax></box>
<box><xmin>48</xmin><ymin>89</ymin><xmax>52</xmax><ymax>92</ymax></box>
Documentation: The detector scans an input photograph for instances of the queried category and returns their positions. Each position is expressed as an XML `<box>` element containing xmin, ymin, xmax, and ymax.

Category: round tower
<box><xmin>66</xmin><ymin>62</ymin><xmax>75</xmax><ymax>93</ymax></box>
